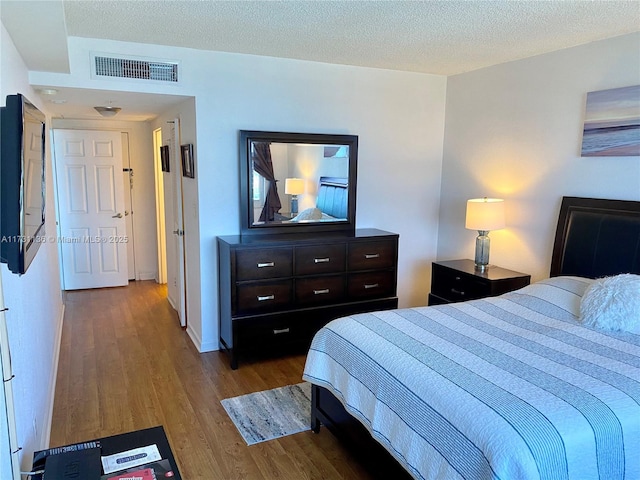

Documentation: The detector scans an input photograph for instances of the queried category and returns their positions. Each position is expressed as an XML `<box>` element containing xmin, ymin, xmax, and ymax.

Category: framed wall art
<box><xmin>581</xmin><ymin>84</ymin><xmax>640</xmax><ymax>157</ymax></box>
<box><xmin>181</xmin><ymin>144</ymin><xmax>195</xmax><ymax>178</ymax></box>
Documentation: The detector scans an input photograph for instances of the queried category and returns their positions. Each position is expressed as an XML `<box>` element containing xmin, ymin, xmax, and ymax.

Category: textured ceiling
<box><xmin>2</xmin><ymin>0</ymin><xmax>639</xmax><ymax>121</ymax></box>
<box><xmin>62</xmin><ymin>0</ymin><xmax>640</xmax><ymax>75</ymax></box>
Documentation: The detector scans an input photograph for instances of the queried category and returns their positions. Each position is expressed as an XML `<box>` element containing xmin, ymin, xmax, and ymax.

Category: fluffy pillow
<box><xmin>291</xmin><ymin>207</ymin><xmax>323</xmax><ymax>222</ymax></box>
<box><xmin>580</xmin><ymin>274</ymin><xmax>640</xmax><ymax>333</ymax></box>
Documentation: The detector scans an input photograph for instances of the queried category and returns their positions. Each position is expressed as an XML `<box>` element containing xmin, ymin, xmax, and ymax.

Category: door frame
<box><xmin>52</xmin><ymin>126</ymin><xmax>139</xmax><ymax>287</ymax></box>
<box><xmin>52</xmin><ymin>128</ymin><xmax>130</xmax><ymax>290</ymax></box>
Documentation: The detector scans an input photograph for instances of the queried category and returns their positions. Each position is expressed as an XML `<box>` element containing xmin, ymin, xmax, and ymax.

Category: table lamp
<box><xmin>465</xmin><ymin>198</ymin><xmax>505</xmax><ymax>271</ymax></box>
<box><xmin>285</xmin><ymin>178</ymin><xmax>305</xmax><ymax>217</ymax></box>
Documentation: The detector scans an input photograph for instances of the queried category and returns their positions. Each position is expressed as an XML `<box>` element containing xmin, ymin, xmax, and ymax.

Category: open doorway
<box><xmin>46</xmin><ymin>91</ymin><xmax>193</xmax><ymax>329</ymax></box>
<box><xmin>153</xmin><ymin>128</ymin><xmax>168</xmax><ymax>284</ymax></box>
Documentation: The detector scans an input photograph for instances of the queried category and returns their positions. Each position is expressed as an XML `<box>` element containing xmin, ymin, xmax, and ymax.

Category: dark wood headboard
<box><xmin>316</xmin><ymin>176</ymin><xmax>348</xmax><ymax>219</ymax></box>
<box><xmin>550</xmin><ymin>196</ymin><xmax>640</xmax><ymax>278</ymax></box>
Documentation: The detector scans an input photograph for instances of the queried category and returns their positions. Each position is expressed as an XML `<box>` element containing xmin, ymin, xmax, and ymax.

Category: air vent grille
<box><xmin>95</xmin><ymin>56</ymin><xmax>179</xmax><ymax>82</ymax></box>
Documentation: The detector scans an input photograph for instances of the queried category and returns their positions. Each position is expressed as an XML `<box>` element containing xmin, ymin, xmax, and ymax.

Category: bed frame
<box><xmin>316</xmin><ymin>176</ymin><xmax>348</xmax><ymax>219</ymax></box>
<box><xmin>310</xmin><ymin>196</ymin><xmax>640</xmax><ymax>478</ymax></box>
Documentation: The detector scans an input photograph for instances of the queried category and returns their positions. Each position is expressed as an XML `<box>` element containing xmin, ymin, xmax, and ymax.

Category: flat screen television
<box><xmin>0</xmin><ymin>94</ymin><xmax>46</xmax><ymax>275</ymax></box>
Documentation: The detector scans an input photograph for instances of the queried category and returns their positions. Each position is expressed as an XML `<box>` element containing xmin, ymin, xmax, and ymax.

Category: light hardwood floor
<box><xmin>51</xmin><ymin>281</ymin><xmax>374</xmax><ymax>479</ymax></box>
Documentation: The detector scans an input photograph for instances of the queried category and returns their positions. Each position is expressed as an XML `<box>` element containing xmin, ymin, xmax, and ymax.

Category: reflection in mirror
<box><xmin>240</xmin><ymin>131</ymin><xmax>358</xmax><ymax>236</ymax></box>
<box><xmin>251</xmin><ymin>142</ymin><xmax>349</xmax><ymax>225</ymax></box>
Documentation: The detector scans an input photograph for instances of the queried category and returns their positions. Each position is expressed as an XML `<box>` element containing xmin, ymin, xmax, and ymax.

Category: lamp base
<box><xmin>474</xmin><ymin>263</ymin><xmax>493</xmax><ymax>273</ymax></box>
<box><xmin>474</xmin><ymin>230</ymin><xmax>491</xmax><ymax>271</ymax></box>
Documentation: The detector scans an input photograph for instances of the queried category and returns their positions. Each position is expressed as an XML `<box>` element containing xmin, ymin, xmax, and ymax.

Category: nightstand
<box><xmin>428</xmin><ymin>259</ymin><xmax>531</xmax><ymax>306</ymax></box>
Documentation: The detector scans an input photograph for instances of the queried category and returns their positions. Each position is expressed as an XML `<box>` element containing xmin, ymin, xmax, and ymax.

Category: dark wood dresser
<box><xmin>217</xmin><ymin>228</ymin><xmax>399</xmax><ymax>368</ymax></box>
<box><xmin>428</xmin><ymin>259</ymin><xmax>530</xmax><ymax>306</ymax></box>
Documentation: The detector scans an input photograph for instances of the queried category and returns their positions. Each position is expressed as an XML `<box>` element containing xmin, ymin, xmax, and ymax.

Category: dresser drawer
<box><xmin>295</xmin><ymin>244</ymin><xmax>346</xmax><ymax>275</ymax></box>
<box><xmin>235</xmin><ymin>316</ymin><xmax>311</xmax><ymax>351</ymax></box>
<box><xmin>431</xmin><ymin>267</ymin><xmax>489</xmax><ymax>302</ymax></box>
<box><xmin>348</xmin><ymin>239</ymin><xmax>396</xmax><ymax>271</ymax></box>
<box><xmin>236</xmin><ymin>247</ymin><xmax>293</xmax><ymax>280</ymax></box>
<box><xmin>295</xmin><ymin>275</ymin><xmax>346</xmax><ymax>305</ymax></box>
<box><xmin>348</xmin><ymin>271</ymin><xmax>396</xmax><ymax>298</ymax></box>
<box><xmin>235</xmin><ymin>280</ymin><xmax>293</xmax><ymax>314</ymax></box>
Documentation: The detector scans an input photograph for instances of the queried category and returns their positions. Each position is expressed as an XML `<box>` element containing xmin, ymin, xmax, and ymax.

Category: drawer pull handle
<box><xmin>314</xmin><ymin>257</ymin><xmax>330</xmax><ymax>263</ymax></box>
<box><xmin>273</xmin><ymin>328</ymin><xmax>290</xmax><ymax>335</ymax></box>
<box><xmin>314</xmin><ymin>289</ymin><xmax>330</xmax><ymax>295</ymax></box>
<box><xmin>364</xmin><ymin>283</ymin><xmax>379</xmax><ymax>289</ymax></box>
<box><xmin>364</xmin><ymin>253</ymin><xmax>380</xmax><ymax>259</ymax></box>
<box><xmin>257</xmin><ymin>294</ymin><xmax>275</xmax><ymax>301</ymax></box>
<box><xmin>257</xmin><ymin>262</ymin><xmax>275</xmax><ymax>268</ymax></box>
<box><xmin>451</xmin><ymin>288</ymin><xmax>465</xmax><ymax>296</ymax></box>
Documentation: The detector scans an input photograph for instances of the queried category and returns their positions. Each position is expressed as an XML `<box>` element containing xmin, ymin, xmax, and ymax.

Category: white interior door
<box><xmin>165</xmin><ymin>119</ymin><xmax>187</xmax><ymax>327</ymax></box>
<box><xmin>53</xmin><ymin>129</ymin><xmax>129</xmax><ymax>290</ymax></box>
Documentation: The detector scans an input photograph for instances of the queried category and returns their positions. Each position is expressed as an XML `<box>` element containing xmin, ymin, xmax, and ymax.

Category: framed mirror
<box><xmin>240</xmin><ymin>130</ymin><xmax>358</xmax><ymax>236</ymax></box>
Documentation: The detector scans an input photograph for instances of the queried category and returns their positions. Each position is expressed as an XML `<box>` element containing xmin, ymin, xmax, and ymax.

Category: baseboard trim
<box><xmin>43</xmin><ymin>302</ymin><xmax>65</xmax><ymax>449</ymax></box>
<box><xmin>166</xmin><ymin>294</ymin><xmax>177</xmax><ymax>312</ymax></box>
<box><xmin>136</xmin><ymin>271</ymin><xmax>157</xmax><ymax>281</ymax></box>
<box><xmin>185</xmin><ymin>325</ymin><xmax>218</xmax><ymax>353</ymax></box>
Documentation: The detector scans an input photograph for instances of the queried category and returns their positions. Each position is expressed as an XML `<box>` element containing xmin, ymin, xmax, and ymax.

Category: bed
<box><xmin>302</xmin><ymin>196</ymin><xmax>640</xmax><ymax>480</ymax></box>
<box><xmin>287</xmin><ymin>176</ymin><xmax>348</xmax><ymax>222</ymax></box>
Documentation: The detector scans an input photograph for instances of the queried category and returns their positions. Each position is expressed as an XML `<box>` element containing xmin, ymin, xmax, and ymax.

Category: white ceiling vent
<box><xmin>93</xmin><ymin>54</ymin><xmax>179</xmax><ymax>83</ymax></box>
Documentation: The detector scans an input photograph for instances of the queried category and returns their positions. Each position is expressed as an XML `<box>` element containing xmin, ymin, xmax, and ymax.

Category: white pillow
<box><xmin>580</xmin><ymin>274</ymin><xmax>640</xmax><ymax>333</ymax></box>
<box><xmin>291</xmin><ymin>207</ymin><xmax>323</xmax><ymax>222</ymax></box>
<box><xmin>512</xmin><ymin>276</ymin><xmax>593</xmax><ymax>317</ymax></box>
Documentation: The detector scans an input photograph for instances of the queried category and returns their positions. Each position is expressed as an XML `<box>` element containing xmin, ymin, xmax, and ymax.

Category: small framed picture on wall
<box><xmin>160</xmin><ymin>145</ymin><xmax>170</xmax><ymax>172</ymax></box>
<box><xmin>181</xmin><ymin>144</ymin><xmax>195</xmax><ymax>178</ymax></box>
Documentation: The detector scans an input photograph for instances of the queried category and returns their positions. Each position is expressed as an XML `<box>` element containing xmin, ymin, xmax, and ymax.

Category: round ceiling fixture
<box><xmin>39</xmin><ymin>88</ymin><xmax>59</xmax><ymax>95</ymax></box>
<box><xmin>94</xmin><ymin>106</ymin><xmax>122</xmax><ymax>117</ymax></box>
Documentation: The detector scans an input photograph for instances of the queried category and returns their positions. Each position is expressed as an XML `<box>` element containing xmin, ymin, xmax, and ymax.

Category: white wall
<box><xmin>33</xmin><ymin>37</ymin><xmax>447</xmax><ymax>351</ymax></box>
<box><xmin>151</xmin><ymin>98</ymin><xmax>202</xmax><ymax>348</ymax></box>
<box><xmin>1</xmin><ymin>24</ymin><xmax>65</xmax><ymax>472</ymax></box>
<box><xmin>195</xmin><ymin>52</ymin><xmax>447</xmax><ymax>350</ymax></box>
<box><xmin>438</xmin><ymin>32</ymin><xmax>640</xmax><ymax>282</ymax></box>
<box><xmin>51</xmin><ymin>119</ymin><xmax>158</xmax><ymax>281</ymax></box>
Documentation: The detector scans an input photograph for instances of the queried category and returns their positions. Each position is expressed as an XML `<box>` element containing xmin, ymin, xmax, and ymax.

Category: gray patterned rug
<box><xmin>221</xmin><ymin>382</ymin><xmax>312</xmax><ymax>445</ymax></box>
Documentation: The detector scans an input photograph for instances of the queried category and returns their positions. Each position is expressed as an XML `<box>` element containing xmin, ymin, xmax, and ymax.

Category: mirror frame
<box><xmin>239</xmin><ymin>130</ymin><xmax>358</xmax><ymax>236</ymax></box>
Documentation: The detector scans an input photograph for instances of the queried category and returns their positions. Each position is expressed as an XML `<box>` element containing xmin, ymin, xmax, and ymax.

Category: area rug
<box><xmin>221</xmin><ymin>381</ymin><xmax>311</xmax><ymax>445</ymax></box>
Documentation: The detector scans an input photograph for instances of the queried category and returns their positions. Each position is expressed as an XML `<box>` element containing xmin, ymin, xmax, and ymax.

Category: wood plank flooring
<box><xmin>51</xmin><ymin>281</ymin><xmax>374</xmax><ymax>479</ymax></box>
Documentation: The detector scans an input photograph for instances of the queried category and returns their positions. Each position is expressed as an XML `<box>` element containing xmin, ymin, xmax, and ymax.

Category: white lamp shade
<box><xmin>285</xmin><ymin>178</ymin><xmax>305</xmax><ymax>195</ymax></box>
<box><xmin>465</xmin><ymin>198</ymin><xmax>505</xmax><ymax>231</ymax></box>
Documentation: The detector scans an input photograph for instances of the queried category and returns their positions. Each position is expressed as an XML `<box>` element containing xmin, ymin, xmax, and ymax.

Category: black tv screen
<box><xmin>0</xmin><ymin>93</ymin><xmax>46</xmax><ymax>274</ymax></box>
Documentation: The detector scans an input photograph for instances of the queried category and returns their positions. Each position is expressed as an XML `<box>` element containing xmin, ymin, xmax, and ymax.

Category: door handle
<box><xmin>112</xmin><ymin>213</ymin><xmax>123</xmax><ymax>218</ymax></box>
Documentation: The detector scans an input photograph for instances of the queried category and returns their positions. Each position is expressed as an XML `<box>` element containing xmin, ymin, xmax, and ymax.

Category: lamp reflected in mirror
<box><xmin>285</xmin><ymin>178</ymin><xmax>305</xmax><ymax>217</ymax></box>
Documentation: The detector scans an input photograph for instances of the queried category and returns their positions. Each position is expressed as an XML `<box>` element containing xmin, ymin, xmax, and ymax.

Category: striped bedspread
<box><xmin>302</xmin><ymin>276</ymin><xmax>640</xmax><ymax>480</ymax></box>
